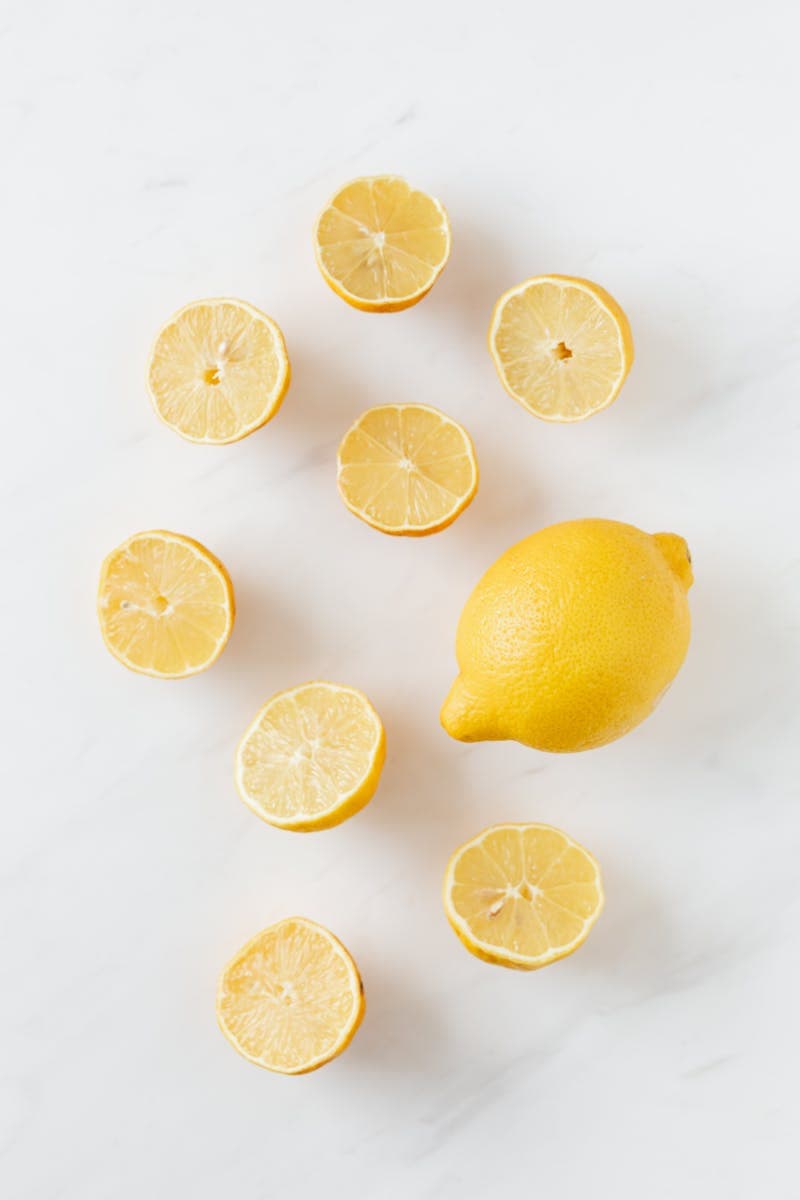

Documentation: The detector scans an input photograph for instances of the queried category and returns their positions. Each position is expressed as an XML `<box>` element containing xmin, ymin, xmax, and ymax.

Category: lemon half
<box><xmin>235</xmin><ymin>682</ymin><xmax>386</xmax><ymax>832</ymax></box>
<box><xmin>147</xmin><ymin>298</ymin><xmax>290</xmax><ymax>443</ymax></box>
<box><xmin>217</xmin><ymin>917</ymin><xmax>365</xmax><ymax>1074</ymax></box>
<box><xmin>489</xmin><ymin>275</ymin><xmax>633</xmax><ymax>421</ymax></box>
<box><xmin>337</xmin><ymin>403</ymin><xmax>478</xmax><ymax>536</ymax></box>
<box><xmin>314</xmin><ymin>176</ymin><xmax>451</xmax><ymax>312</ymax></box>
<box><xmin>97</xmin><ymin>530</ymin><xmax>235</xmax><ymax>678</ymax></box>
<box><xmin>444</xmin><ymin>823</ymin><xmax>604</xmax><ymax>970</ymax></box>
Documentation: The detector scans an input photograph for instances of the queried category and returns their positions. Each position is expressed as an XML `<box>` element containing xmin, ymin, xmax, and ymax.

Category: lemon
<box><xmin>216</xmin><ymin>917</ymin><xmax>365</xmax><ymax>1074</ymax></box>
<box><xmin>337</xmin><ymin>403</ymin><xmax>478</xmax><ymax>535</ymax></box>
<box><xmin>443</xmin><ymin>823</ymin><xmax>604</xmax><ymax>970</ymax></box>
<box><xmin>314</xmin><ymin>176</ymin><xmax>451</xmax><ymax>312</ymax></box>
<box><xmin>97</xmin><ymin>530</ymin><xmax>235</xmax><ymax>678</ymax></box>
<box><xmin>441</xmin><ymin>518</ymin><xmax>693</xmax><ymax>752</ymax></box>
<box><xmin>147</xmin><ymin>298</ymin><xmax>290</xmax><ymax>443</ymax></box>
<box><xmin>235</xmin><ymin>682</ymin><xmax>386</xmax><ymax>832</ymax></box>
<box><xmin>489</xmin><ymin>275</ymin><xmax>634</xmax><ymax>421</ymax></box>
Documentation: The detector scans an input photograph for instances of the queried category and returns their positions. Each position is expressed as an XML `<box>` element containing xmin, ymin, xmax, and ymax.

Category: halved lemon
<box><xmin>314</xmin><ymin>176</ymin><xmax>451</xmax><ymax>312</ymax></box>
<box><xmin>337</xmin><ymin>404</ymin><xmax>478</xmax><ymax>536</ymax></box>
<box><xmin>147</xmin><ymin>298</ymin><xmax>290</xmax><ymax>443</ymax></box>
<box><xmin>97</xmin><ymin>530</ymin><xmax>235</xmax><ymax>678</ymax></box>
<box><xmin>216</xmin><ymin>917</ymin><xmax>365</xmax><ymax>1074</ymax></box>
<box><xmin>443</xmin><ymin>823</ymin><xmax>604</xmax><ymax>970</ymax></box>
<box><xmin>488</xmin><ymin>275</ymin><xmax>634</xmax><ymax>421</ymax></box>
<box><xmin>235</xmin><ymin>682</ymin><xmax>385</xmax><ymax>831</ymax></box>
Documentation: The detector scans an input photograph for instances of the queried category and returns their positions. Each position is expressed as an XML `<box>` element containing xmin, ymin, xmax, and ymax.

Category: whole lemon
<box><xmin>441</xmin><ymin>519</ymin><xmax>693</xmax><ymax>752</ymax></box>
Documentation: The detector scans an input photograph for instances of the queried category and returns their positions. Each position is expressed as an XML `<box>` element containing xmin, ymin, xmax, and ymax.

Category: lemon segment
<box><xmin>235</xmin><ymin>682</ymin><xmax>386</xmax><ymax>831</ymax></box>
<box><xmin>443</xmin><ymin>823</ymin><xmax>604</xmax><ymax>970</ymax></box>
<box><xmin>337</xmin><ymin>404</ymin><xmax>478</xmax><ymax>536</ymax></box>
<box><xmin>147</xmin><ymin>298</ymin><xmax>290</xmax><ymax>443</ymax></box>
<box><xmin>314</xmin><ymin>176</ymin><xmax>451</xmax><ymax>312</ymax></box>
<box><xmin>216</xmin><ymin>917</ymin><xmax>365</xmax><ymax>1074</ymax></box>
<box><xmin>97</xmin><ymin>530</ymin><xmax>235</xmax><ymax>678</ymax></box>
<box><xmin>441</xmin><ymin>519</ymin><xmax>692</xmax><ymax>752</ymax></box>
<box><xmin>488</xmin><ymin>275</ymin><xmax>633</xmax><ymax>421</ymax></box>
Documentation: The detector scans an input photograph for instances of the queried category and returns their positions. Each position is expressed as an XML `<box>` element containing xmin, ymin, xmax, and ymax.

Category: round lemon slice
<box><xmin>216</xmin><ymin>917</ymin><xmax>365</xmax><ymax>1074</ymax></box>
<box><xmin>488</xmin><ymin>275</ymin><xmax>634</xmax><ymax>421</ymax></box>
<box><xmin>147</xmin><ymin>298</ymin><xmax>290</xmax><ymax>443</ymax></box>
<box><xmin>97</xmin><ymin>530</ymin><xmax>235</xmax><ymax>678</ymax></box>
<box><xmin>235</xmin><ymin>682</ymin><xmax>386</xmax><ymax>831</ymax></box>
<box><xmin>337</xmin><ymin>403</ymin><xmax>478</xmax><ymax>536</ymax></box>
<box><xmin>314</xmin><ymin>175</ymin><xmax>451</xmax><ymax>312</ymax></box>
<box><xmin>443</xmin><ymin>823</ymin><xmax>604</xmax><ymax>970</ymax></box>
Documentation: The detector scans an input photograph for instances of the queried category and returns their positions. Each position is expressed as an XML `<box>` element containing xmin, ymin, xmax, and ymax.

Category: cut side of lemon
<box><xmin>337</xmin><ymin>404</ymin><xmax>478</xmax><ymax>536</ymax></box>
<box><xmin>488</xmin><ymin>275</ymin><xmax>634</xmax><ymax>421</ymax></box>
<box><xmin>314</xmin><ymin>176</ymin><xmax>451</xmax><ymax>312</ymax></box>
<box><xmin>147</xmin><ymin>298</ymin><xmax>290</xmax><ymax>443</ymax></box>
<box><xmin>443</xmin><ymin>823</ymin><xmax>604</xmax><ymax>970</ymax></box>
<box><xmin>97</xmin><ymin>530</ymin><xmax>235</xmax><ymax>678</ymax></box>
<box><xmin>216</xmin><ymin>917</ymin><xmax>365</xmax><ymax>1074</ymax></box>
<box><xmin>235</xmin><ymin>682</ymin><xmax>385</xmax><ymax>832</ymax></box>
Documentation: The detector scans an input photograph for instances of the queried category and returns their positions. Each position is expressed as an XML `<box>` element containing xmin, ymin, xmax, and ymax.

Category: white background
<box><xmin>2</xmin><ymin>2</ymin><xmax>799</xmax><ymax>1196</ymax></box>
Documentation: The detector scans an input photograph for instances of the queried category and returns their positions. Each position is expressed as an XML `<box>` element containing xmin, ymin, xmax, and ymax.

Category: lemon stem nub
<box><xmin>654</xmin><ymin>533</ymin><xmax>694</xmax><ymax>589</ymax></box>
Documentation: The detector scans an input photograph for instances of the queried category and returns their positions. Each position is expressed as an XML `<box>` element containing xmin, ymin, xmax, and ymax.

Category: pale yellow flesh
<box><xmin>315</xmin><ymin>176</ymin><xmax>450</xmax><ymax>311</ymax></box>
<box><xmin>489</xmin><ymin>276</ymin><xmax>633</xmax><ymax>421</ymax></box>
<box><xmin>444</xmin><ymin>823</ymin><xmax>603</xmax><ymax>969</ymax></box>
<box><xmin>337</xmin><ymin>404</ymin><xmax>478</xmax><ymax>535</ymax></box>
<box><xmin>235</xmin><ymin>682</ymin><xmax>385</xmax><ymax>831</ymax></box>
<box><xmin>147</xmin><ymin>298</ymin><xmax>290</xmax><ymax>443</ymax></box>
<box><xmin>97</xmin><ymin>531</ymin><xmax>234</xmax><ymax>678</ymax></box>
<box><xmin>216</xmin><ymin>918</ymin><xmax>364</xmax><ymax>1074</ymax></box>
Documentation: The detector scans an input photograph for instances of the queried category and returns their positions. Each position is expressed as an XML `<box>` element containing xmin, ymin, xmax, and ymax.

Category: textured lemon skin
<box><xmin>441</xmin><ymin>519</ymin><xmax>692</xmax><ymax>752</ymax></box>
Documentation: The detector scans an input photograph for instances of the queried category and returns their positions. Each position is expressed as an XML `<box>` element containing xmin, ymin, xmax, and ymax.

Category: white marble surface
<box><xmin>2</xmin><ymin>3</ymin><xmax>799</xmax><ymax>1196</ymax></box>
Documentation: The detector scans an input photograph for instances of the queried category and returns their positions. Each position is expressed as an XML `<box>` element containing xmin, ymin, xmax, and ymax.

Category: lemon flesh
<box><xmin>444</xmin><ymin>823</ymin><xmax>604</xmax><ymax>970</ymax></box>
<box><xmin>337</xmin><ymin>403</ymin><xmax>478</xmax><ymax>536</ymax></box>
<box><xmin>489</xmin><ymin>275</ymin><xmax>634</xmax><ymax>421</ymax></box>
<box><xmin>147</xmin><ymin>298</ymin><xmax>290</xmax><ymax>444</ymax></box>
<box><xmin>216</xmin><ymin>917</ymin><xmax>364</xmax><ymax>1074</ymax></box>
<box><xmin>97</xmin><ymin>530</ymin><xmax>235</xmax><ymax>678</ymax></box>
<box><xmin>235</xmin><ymin>682</ymin><xmax>386</xmax><ymax>832</ymax></box>
<box><xmin>314</xmin><ymin>176</ymin><xmax>451</xmax><ymax>312</ymax></box>
<box><xmin>441</xmin><ymin>519</ymin><xmax>692</xmax><ymax>752</ymax></box>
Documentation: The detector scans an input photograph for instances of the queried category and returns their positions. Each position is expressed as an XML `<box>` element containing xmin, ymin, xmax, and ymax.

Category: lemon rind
<box><xmin>234</xmin><ymin>682</ymin><xmax>386</xmax><ymax>831</ymax></box>
<box><xmin>443</xmin><ymin>821</ymin><xmax>604</xmax><ymax>970</ymax></box>
<box><xmin>487</xmin><ymin>274</ymin><xmax>634</xmax><ymax>423</ymax></box>
<box><xmin>313</xmin><ymin>176</ymin><xmax>452</xmax><ymax>313</ymax></box>
<box><xmin>216</xmin><ymin>916</ymin><xmax>365</xmax><ymax>1074</ymax></box>
<box><xmin>146</xmin><ymin>297</ymin><xmax>291</xmax><ymax>445</ymax></box>
<box><xmin>97</xmin><ymin>529</ymin><xmax>235</xmax><ymax>679</ymax></box>
<box><xmin>336</xmin><ymin>403</ymin><xmax>478</xmax><ymax>537</ymax></box>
